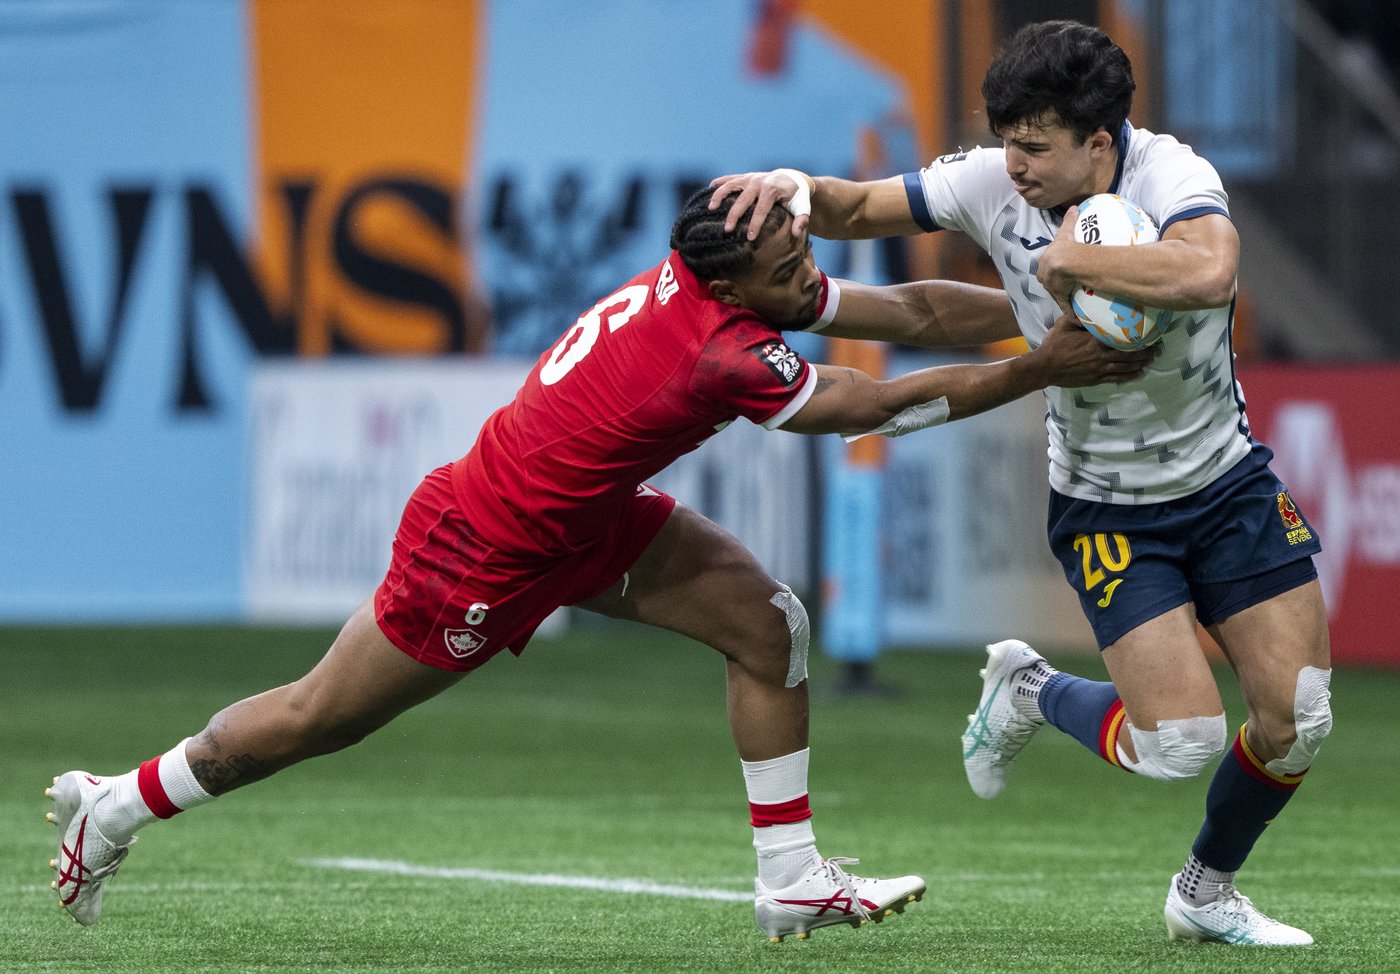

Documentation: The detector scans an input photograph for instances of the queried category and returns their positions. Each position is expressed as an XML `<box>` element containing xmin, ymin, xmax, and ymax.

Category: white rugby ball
<box><xmin>1069</xmin><ymin>194</ymin><xmax>1163</xmax><ymax>350</ymax></box>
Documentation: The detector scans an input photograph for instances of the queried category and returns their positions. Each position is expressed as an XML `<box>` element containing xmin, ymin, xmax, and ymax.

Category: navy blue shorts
<box><xmin>1047</xmin><ymin>442</ymin><xmax>1322</xmax><ymax>649</ymax></box>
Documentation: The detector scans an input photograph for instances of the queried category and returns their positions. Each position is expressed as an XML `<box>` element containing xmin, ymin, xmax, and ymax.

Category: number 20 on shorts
<box><xmin>1073</xmin><ymin>532</ymin><xmax>1131</xmax><ymax>608</ymax></box>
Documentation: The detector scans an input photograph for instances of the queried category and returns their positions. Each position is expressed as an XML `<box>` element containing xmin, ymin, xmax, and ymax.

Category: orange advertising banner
<box><xmin>250</xmin><ymin>0</ymin><xmax>489</xmax><ymax>356</ymax></box>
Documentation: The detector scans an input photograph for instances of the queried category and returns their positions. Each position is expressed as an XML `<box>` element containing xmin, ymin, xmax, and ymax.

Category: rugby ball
<box><xmin>1069</xmin><ymin>194</ymin><xmax>1163</xmax><ymax>350</ymax></box>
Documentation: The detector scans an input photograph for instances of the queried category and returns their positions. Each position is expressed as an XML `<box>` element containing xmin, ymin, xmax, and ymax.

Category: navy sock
<box><xmin>1038</xmin><ymin>672</ymin><xmax>1128</xmax><ymax>767</ymax></box>
<box><xmin>1192</xmin><ymin>726</ymin><xmax>1305</xmax><ymax>871</ymax></box>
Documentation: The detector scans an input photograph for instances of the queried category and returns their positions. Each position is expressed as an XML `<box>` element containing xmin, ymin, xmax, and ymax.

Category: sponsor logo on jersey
<box><xmin>756</xmin><ymin>341</ymin><xmax>802</xmax><ymax>386</ymax></box>
<box><xmin>444</xmin><ymin>628</ymin><xmax>488</xmax><ymax>658</ymax></box>
<box><xmin>655</xmin><ymin>259</ymin><xmax>679</xmax><ymax>305</ymax></box>
<box><xmin>1277</xmin><ymin>491</ymin><xmax>1314</xmax><ymax>545</ymax></box>
<box><xmin>1016</xmin><ymin>233</ymin><xmax>1053</xmax><ymax>250</ymax></box>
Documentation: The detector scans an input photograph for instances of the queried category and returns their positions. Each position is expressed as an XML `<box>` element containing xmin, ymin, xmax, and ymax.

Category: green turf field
<box><xmin>2</xmin><ymin>624</ymin><xmax>1397</xmax><ymax>973</ymax></box>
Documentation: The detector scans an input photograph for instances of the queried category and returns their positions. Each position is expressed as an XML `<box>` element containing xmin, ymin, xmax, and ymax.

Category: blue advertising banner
<box><xmin>1</xmin><ymin>2</ymin><xmax>253</xmax><ymax>619</ymax></box>
<box><xmin>1</xmin><ymin>1</ymin><xmax>906</xmax><ymax>621</ymax></box>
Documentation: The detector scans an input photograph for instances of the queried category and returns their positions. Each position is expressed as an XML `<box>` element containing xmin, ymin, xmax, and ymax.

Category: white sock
<box><xmin>97</xmin><ymin>738</ymin><xmax>216</xmax><ymax>844</ymax></box>
<box><xmin>742</xmin><ymin>749</ymin><xmax>821</xmax><ymax>888</ymax></box>
<box><xmin>1177</xmin><ymin>852</ymin><xmax>1236</xmax><ymax>906</ymax></box>
<box><xmin>753</xmin><ymin>820</ymin><xmax>819</xmax><ymax>888</ymax></box>
<box><xmin>1010</xmin><ymin>657</ymin><xmax>1058</xmax><ymax>720</ymax></box>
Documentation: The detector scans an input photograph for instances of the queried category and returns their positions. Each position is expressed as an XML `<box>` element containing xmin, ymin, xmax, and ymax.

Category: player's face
<box><xmin>719</xmin><ymin>219</ymin><xmax>824</xmax><ymax>329</ymax></box>
<box><xmin>1000</xmin><ymin>117</ymin><xmax>1116</xmax><ymax>209</ymax></box>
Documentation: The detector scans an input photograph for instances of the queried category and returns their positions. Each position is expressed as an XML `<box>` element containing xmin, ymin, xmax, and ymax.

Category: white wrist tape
<box><xmin>842</xmin><ymin>396</ymin><xmax>950</xmax><ymax>443</ymax></box>
<box><xmin>773</xmin><ymin>168</ymin><xmax>813</xmax><ymax>219</ymax></box>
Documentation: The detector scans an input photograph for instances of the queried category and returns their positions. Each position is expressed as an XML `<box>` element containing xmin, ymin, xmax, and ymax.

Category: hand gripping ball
<box><xmin>1069</xmin><ymin>194</ymin><xmax>1164</xmax><ymax>350</ymax></box>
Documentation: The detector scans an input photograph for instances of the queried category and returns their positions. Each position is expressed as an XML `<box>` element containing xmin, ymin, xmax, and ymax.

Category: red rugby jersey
<box><xmin>451</xmin><ymin>253</ymin><xmax>828</xmax><ymax>553</ymax></box>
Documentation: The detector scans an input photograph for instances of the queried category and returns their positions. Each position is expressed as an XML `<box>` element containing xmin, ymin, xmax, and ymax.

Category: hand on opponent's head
<box><xmin>708</xmin><ymin>170</ymin><xmax>811</xmax><ymax>241</ymax></box>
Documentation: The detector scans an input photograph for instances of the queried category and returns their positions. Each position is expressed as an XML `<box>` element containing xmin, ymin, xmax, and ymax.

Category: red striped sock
<box><xmin>136</xmin><ymin>756</ymin><xmax>182</xmax><ymax>819</ymax></box>
<box><xmin>97</xmin><ymin>739</ymin><xmax>214</xmax><ymax>843</ymax></box>
<box><xmin>1098</xmin><ymin>700</ymin><xmax>1135</xmax><ymax>772</ymax></box>
<box><xmin>137</xmin><ymin>737</ymin><xmax>215</xmax><ymax>819</ymax></box>
<box><xmin>1192</xmin><ymin>724</ymin><xmax>1307</xmax><ymax>871</ymax></box>
<box><xmin>742</xmin><ymin>749</ymin><xmax>819</xmax><ymax>887</ymax></box>
<box><xmin>749</xmin><ymin>792</ymin><xmax>812</xmax><ymax>828</ymax></box>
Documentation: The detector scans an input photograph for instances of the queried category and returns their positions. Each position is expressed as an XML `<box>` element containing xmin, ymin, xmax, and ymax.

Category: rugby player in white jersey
<box><xmin>711</xmin><ymin>19</ymin><xmax>1332</xmax><ymax>947</ymax></box>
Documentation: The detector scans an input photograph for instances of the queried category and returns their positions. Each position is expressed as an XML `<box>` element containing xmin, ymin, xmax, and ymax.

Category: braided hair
<box><xmin>669</xmin><ymin>187</ymin><xmax>788</xmax><ymax>281</ymax></box>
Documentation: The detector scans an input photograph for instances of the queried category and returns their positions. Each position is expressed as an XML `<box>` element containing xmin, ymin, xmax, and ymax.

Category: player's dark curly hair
<box><xmin>670</xmin><ymin>187</ymin><xmax>787</xmax><ymax>281</ymax></box>
<box><xmin>982</xmin><ymin>20</ymin><xmax>1135</xmax><ymax>146</ymax></box>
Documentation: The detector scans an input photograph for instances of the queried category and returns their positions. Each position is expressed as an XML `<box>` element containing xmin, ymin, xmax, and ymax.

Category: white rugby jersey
<box><xmin>903</xmin><ymin>123</ymin><xmax>1251</xmax><ymax>504</ymax></box>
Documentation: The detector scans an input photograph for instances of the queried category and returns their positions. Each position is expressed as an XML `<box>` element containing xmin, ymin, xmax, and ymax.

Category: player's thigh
<box><xmin>1101</xmin><ymin>603</ymin><xmax>1223</xmax><ymax>729</ymax></box>
<box><xmin>1047</xmin><ymin>492</ymin><xmax>1198</xmax><ymax>652</ymax></box>
<box><xmin>288</xmin><ymin>597</ymin><xmax>467</xmax><ymax>734</ymax></box>
<box><xmin>578</xmin><ymin>502</ymin><xmax>786</xmax><ymax>657</ymax></box>
<box><xmin>1207</xmin><ymin>577</ymin><xmax>1330</xmax><ymax>747</ymax></box>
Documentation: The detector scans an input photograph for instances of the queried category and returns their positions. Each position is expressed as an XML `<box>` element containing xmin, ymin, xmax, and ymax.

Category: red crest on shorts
<box><xmin>444</xmin><ymin>628</ymin><xmax>487</xmax><ymax>658</ymax></box>
<box><xmin>1276</xmin><ymin>492</ymin><xmax>1303</xmax><ymax>529</ymax></box>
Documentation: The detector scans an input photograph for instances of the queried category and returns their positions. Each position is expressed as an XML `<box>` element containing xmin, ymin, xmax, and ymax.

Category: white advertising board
<box><xmin>246</xmin><ymin>360</ymin><xmax>530</xmax><ymax>622</ymax></box>
<box><xmin>880</xmin><ymin>363</ymin><xmax>1096</xmax><ymax>653</ymax></box>
<box><xmin>247</xmin><ymin>355</ymin><xmax>1086</xmax><ymax>651</ymax></box>
<box><xmin>246</xmin><ymin>360</ymin><xmax>818</xmax><ymax>624</ymax></box>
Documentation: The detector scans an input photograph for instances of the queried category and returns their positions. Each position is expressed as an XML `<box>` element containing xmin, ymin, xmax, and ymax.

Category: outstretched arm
<box><xmin>818</xmin><ymin>278</ymin><xmax>1022</xmax><ymax>347</ymax></box>
<box><xmin>709</xmin><ymin>170</ymin><xmax>918</xmax><ymax>241</ymax></box>
<box><xmin>779</xmin><ymin>314</ymin><xmax>1154</xmax><ymax>438</ymax></box>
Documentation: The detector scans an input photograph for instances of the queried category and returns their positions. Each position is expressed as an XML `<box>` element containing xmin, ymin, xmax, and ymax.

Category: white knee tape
<box><xmin>1127</xmin><ymin>714</ymin><xmax>1228</xmax><ymax>781</ymax></box>
<box><xmin>1266</xmin><ymin>666</ymin><xmax>1332</xmax><ymax>776</ymax></box>
<box><xmin>769</xmin><ymin>584</ymin><xmax>809</xmax><ymax>688</ymax></box>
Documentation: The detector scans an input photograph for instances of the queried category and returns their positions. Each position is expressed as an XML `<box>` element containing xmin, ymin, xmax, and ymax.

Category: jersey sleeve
<box><xmin>802</xmin><ymin>273</ymin><xmax>841</xmax><ymax>333</ymax></box>
<box><xmin>690</xmin><ymin>316</ymin><xmax>818</xmax><ymax>431</ymax></box>
<box><xmin>1128</xmin><ymin>133</ymin><xmax>1230</xmax><ymax>234</ymax></box>
<box><xmin>903</xmin><ymin>147</ymin><xmax>1009</xmax><ymax>252</ymax></box>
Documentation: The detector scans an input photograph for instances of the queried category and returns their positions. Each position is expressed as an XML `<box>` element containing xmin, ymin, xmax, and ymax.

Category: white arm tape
<box><xmin>773</xmin><ymin>168</ymin><xmax>812</xmax><ymax>219</ymax></box>
<box><xmin>842</xmin><ymin>396</ymin><xmax>950</xmax><ymax>443</ymax></box>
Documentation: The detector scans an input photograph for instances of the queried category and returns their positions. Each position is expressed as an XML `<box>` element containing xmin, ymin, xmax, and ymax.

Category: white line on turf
<box><xmin>302</xmin><ymin>857</ymin><xmax>751</xmax><ymax>902</ymax></box>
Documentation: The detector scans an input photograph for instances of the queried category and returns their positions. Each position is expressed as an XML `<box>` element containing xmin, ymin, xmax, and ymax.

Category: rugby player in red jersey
<box><xmin>46</xmin><ymin>187</ymin><xmax>1151</xmax><ymax>942</ymax></box>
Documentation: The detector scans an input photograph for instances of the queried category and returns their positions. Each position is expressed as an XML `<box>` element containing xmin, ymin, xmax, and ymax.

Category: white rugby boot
<box><xmin>961</xmin><ymin>639</ymin><xmax>1049</xmax><ymax>799</ymax></box>
<box><xmin>45</xmin><ymin>771</ymin><xmax>134</xmax><ymax>925</ymax></box>
<box><xmin>1164</xmin><ymin>873</ymin><xmax>1314</xmax><ymax>946</ymax></box>
<box><xmin>755</xmin><ymin>856</ymin><xmax>925</xmax><ymax>942</ymax></box>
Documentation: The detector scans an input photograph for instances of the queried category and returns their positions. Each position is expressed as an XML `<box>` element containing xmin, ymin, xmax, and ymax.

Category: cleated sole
<box><xmin>767</xmin><ymin>889</ymin><xmax>924</xmax><ymax>941</ymax></box>
<box><xmin>767</xmin><ymin>915</ymin><xmax>871</xmax><ymax>942</ymax></box>
<box><xmin>868</xmin><ymin>889</ymin><xmax>923</xmax><ymax>925</ymax></box>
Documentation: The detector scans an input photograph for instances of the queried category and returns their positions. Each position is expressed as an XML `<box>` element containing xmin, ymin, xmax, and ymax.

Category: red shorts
<box><xmin>374</xmin><ymin>464</ymin><xmax>675</xmax><ymax>672</ymax></box>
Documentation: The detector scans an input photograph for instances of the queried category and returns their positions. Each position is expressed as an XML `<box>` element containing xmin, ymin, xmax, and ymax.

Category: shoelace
<box><xmin>822</xmin><ymin>857</ymin><xmax>872</xmax><ymax>923</ymax></box>
<box><xmin>1214</xmin><ymin>884</ymin><xmax>1263</xmax><ymax>922</ymax></box>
